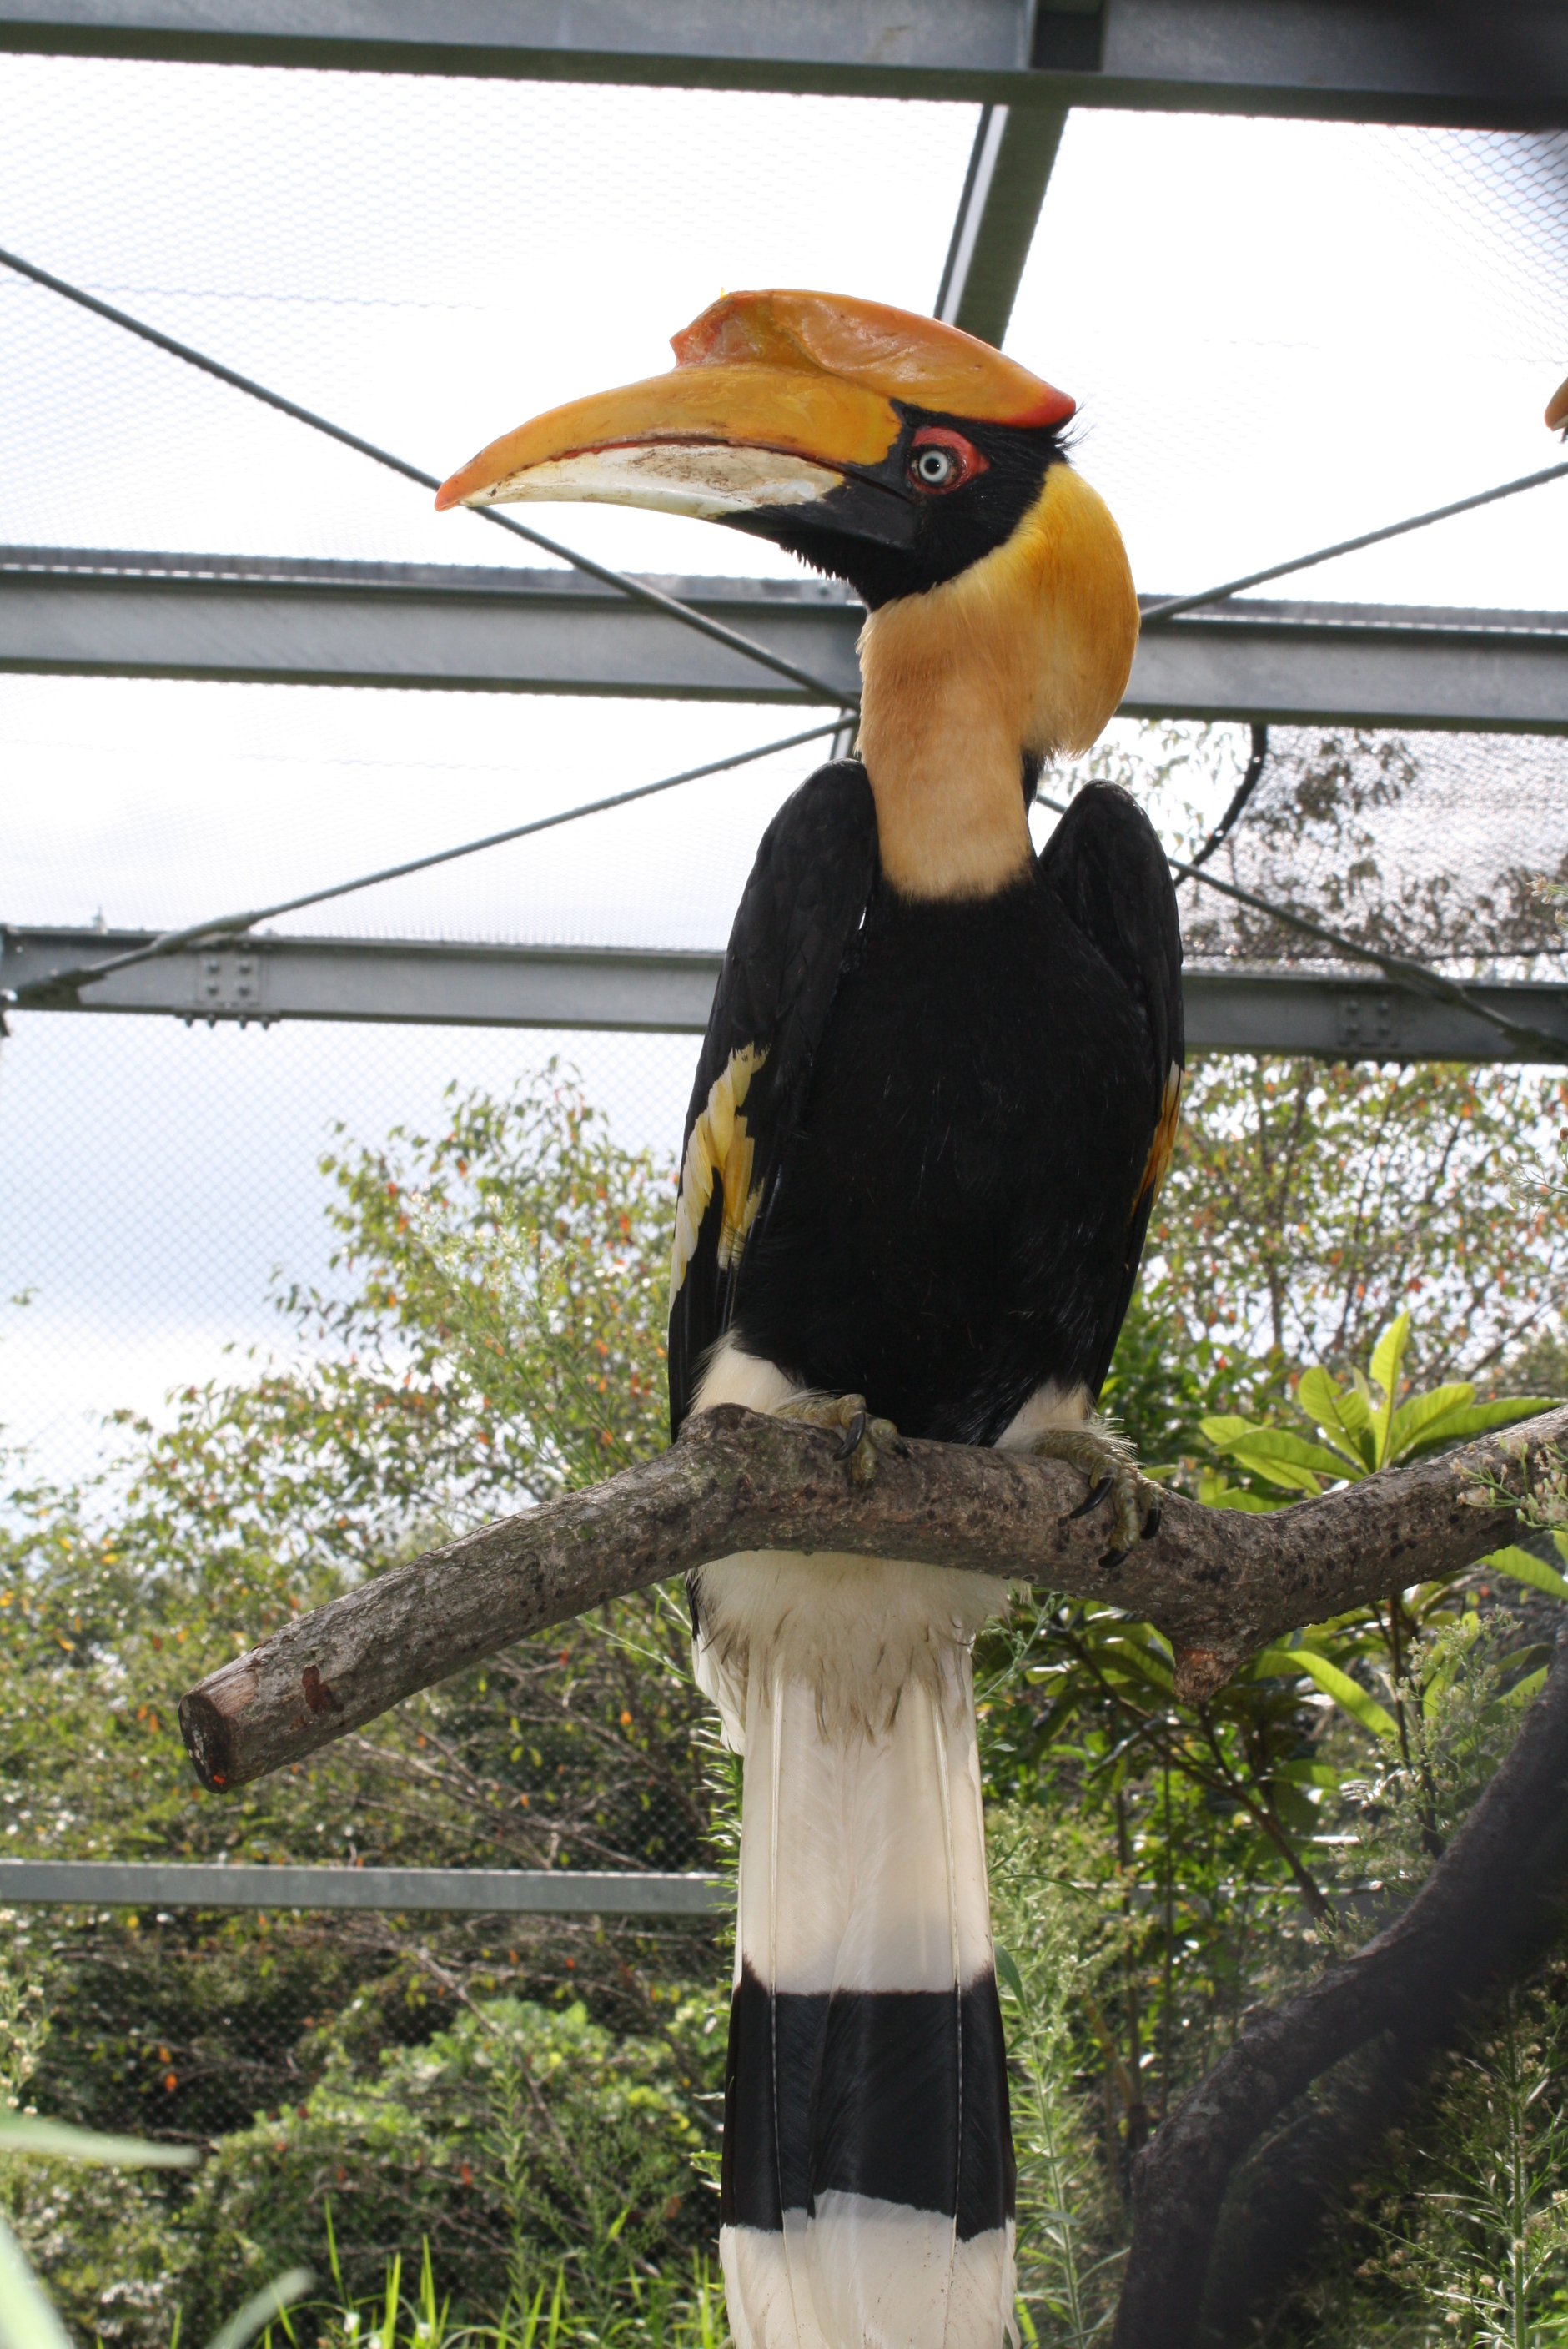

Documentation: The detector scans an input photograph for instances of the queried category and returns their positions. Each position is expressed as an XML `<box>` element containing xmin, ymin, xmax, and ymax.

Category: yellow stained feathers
<box><xmin>671</xmin><ymin>1044</ymin><xmax>768</xmax><ymax>1301</ymax></box>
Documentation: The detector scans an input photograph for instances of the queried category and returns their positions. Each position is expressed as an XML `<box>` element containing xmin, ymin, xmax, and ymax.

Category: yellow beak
<box><xmin>435</xmin><ymin>362</ymin><xmax>901</xmax><ymax>519</ymax></box>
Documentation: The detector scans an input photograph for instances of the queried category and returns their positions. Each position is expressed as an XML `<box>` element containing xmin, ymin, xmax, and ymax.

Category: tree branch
<box><xmin>178</xmin><ymin>1402</ymin><xmax>1567</xmax><ymax>1794</ymax></box>
<box><xmin>1112</xmin><ymin>1622</ymin><xmax>1568</xmax><ymax>2349</ymax></box>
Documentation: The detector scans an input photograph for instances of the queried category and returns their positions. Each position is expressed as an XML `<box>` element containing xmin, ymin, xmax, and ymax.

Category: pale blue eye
<box><xmin>912</xmin><ymin>446</ymin><xmax>956</xmax><ymax>487</ymax></box>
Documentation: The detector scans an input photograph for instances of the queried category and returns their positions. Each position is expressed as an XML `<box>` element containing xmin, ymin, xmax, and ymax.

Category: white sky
<box><xmin>2</xmin><ymin>59</ymin><xmax>1564</xmax><ymax>1486</ymax></box>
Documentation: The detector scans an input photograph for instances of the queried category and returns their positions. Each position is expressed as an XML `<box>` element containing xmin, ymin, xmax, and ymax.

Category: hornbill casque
<box><xmin>439</xmin><ymin>290</ymin><xmax>1183</xmax><ymax>2349</ymax></box>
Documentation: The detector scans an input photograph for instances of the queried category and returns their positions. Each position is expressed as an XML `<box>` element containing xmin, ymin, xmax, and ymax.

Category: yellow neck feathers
<box><xmin>855</xmin><ymin>465</ymin><xmax>1138</xmax><ymax>901</ymax></box>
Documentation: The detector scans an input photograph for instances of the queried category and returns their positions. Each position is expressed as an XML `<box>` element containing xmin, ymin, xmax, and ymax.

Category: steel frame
<box><xmin>5</xmin><ymin>550</ymin><xmax>1565</xmax><ymax>733</ymax></box>
<box><xmin>0</xmin><ymin>1</ymin><xmax>1564</xmax><ymax>123</ymax></box>
<box><xmin>7</xmin><ymin>928</ymin><xmax>1565</xmax><ymax>1064</ymax></box>
<box><xmin>0</xmin><ymin>1858</ymin><xmax>726</xmax><ymax>1913</ymax></box>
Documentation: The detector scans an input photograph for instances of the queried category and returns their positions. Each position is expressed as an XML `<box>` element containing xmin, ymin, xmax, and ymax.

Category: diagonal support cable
<box><xmin>1038</xmin><ymin>790</ymin><xmax>1564</xmax><ymax>1059</ymax></box>
<box><xmin>1</xmin><ymin>718</ymin><xmax>844</xmax><ymax>1013</ymax></box>
<box><xmin>1140</xmin><ymin>460</ymin><xmax>1568</xmax><ymax>627</ymax></box>
<box><xmin>0</xmin><ymin>243</ymin><xmax>859</xmax><ymax>712</ymax></box>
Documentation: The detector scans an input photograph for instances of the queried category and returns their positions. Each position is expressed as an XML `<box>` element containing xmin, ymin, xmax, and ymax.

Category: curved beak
<box><xmin>435</xmin><ymin>362</ymin><xmax>902</xmax><ymax>522</ymax></box>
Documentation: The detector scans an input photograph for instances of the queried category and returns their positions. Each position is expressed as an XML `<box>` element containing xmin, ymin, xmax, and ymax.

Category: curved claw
<box><xmin>1099</xmin><ymin>1543</ymin><xmax>1133</xmax><ymax>1572</ymax></box>
<box><xmin>834</xmin><ymin>1410</ymin><xmax>868</xmax><ymax>1461</ymax></box>
<box><xmin>1068</xmin><ymin>1475</ymin><xmax>1113</xmax><ymax>1522</ymax></box>
<box><xmin>1141</xmin><ymin>1498</ymin><xmax>1163</xmax><ymax>1542</ymax></box>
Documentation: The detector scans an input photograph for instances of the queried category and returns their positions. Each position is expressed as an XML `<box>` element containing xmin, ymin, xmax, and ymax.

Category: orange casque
<box><xmin>669</xmin><ymin>289</ymin><xmax>1075</xmax><ymax>428</ymax></box>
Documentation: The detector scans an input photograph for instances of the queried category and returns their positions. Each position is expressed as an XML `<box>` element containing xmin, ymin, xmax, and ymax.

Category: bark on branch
<box><xmin>178</xmin><ymin>1401</ymin><xmax>1567</xmax><ymax>1794</ymax></box>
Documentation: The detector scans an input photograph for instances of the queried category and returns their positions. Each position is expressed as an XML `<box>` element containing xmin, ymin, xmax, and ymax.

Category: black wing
<box><xmin>1038</xmin><ymin>781</ymin><xmax>1184</xmax><ymax>1390</ymax></box>
<box><xmin>668</xmin><ymin>761</ymin><xmax>878</xmax><ymax>1433</ymax></box>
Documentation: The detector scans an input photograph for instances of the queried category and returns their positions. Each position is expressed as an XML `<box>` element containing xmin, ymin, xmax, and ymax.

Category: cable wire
<box><xmin>1036</xmin><ymin>790</ymin><xmax>1565</xmax><ymax>1059</ymax></box>
<box><xmin>0</xmin><ymin>243</ymin><xmax>860</xmax><ymax>712</ymax></box>
<box><xmin>19</xmin><ymin>737</ymin><xmax>1558</xmax><ymax>1059</ymax></box>
<box><xmin>1184</xmin><ymin>722</ymin><xmax>1269</xmax><ymax>873</ymax></box>
<box><xmin>11</xmin><ymin>243</ymin><xmax>1565</xmax><ymax>674</ymax></box>
<box><xmin>2</xmin><ymin>718</ymin><xmax>845</xmax><ymax>1012</ymax></box>
<box><xmin>1139</xmin><ymin>460</ymin><xmax>1568</xmax><ymax>626</ymax></box>
<box><xmin>6</xmin><ymin>243</ymin><xmax>1560</xmax><ymax>1056</ymax></box>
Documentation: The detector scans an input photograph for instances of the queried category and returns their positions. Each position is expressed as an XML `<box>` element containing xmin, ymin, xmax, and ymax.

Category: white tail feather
<box><xmin>704</xmin><ymin>1552</ymin><xmax>1017</xmax><ymax>2349</ymax></box>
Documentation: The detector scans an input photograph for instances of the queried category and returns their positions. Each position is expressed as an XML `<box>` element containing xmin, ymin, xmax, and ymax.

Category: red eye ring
<box><xmin>906</xmin><ymin>425</ymin><xmax>988</xmax><ymax>495</ymax></box>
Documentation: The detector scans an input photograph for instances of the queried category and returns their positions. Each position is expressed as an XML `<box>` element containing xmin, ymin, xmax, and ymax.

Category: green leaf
<box><xmin>1199</xmin><ymin>1471</ymin><xmax>1283</xmax><ymax>1512</ymax></box>
<box><xmin>1369</xmin><ymin>1314</ymin><xmax>1410</xmax><ymax>1463</ymax></box>
<box><xmin>0</xmin><ymin>2216</ymin><xmax>73</xmax><ymax>2349</ymax></box>
<box><xmin>0</xmin><ymin>2116</ymin><xmax>197</xmax><ymax>2169</ymax></box>
<box><xmin>1249</xmin><ymin>1647</ymin><xmax>1314</xmax><ymax>1681</ymax></box>
<box><xmin>1203</xmin><ymin>1419</ymin><xmax>1354</xmax><ymax>1493</ymax></box>
<box><xmin>993</xmin><ymin>1944</ymin><xmax>1025</xmax><ymax>2004</ymax></box>
<box><xmin>1294</xmin><ymin>1368</ymin><xmax>1374</xmax><ymax>1470</ymax></box>
<box><xmin>1270</xmin><ymin>1760</ymin><xmax>1346</xmax><ymax>1789</ymax></box>
<box><xmin>1292</xmin><ymin>1649</ymin><xmax>1400</xmax><ymax>1740</ymax></box>
<box><xmin>1199</xmin><ymin>1415</ymin><xmax>1260</xmax><ymax>1448</ymax></box>
<box><xmin>1293</xmin><ymin>1366</ymin><xmax>1342</xmax><ymax>1430</ymax></box>
<box><xmin>1098</xmin><ymin>1637</ymin><xmax>1173</xmax><ymax>1693</ymax></box>
<box><xmin>203</xmin><ymin>2271</ymin><xmax>314</xmax><ymax>2349</ymax></box>
<box><xmin>1482</xmin><ymin>1544</ymin><xmax>1568</xmax><ymax>1604</ymax></box>
<box><xmin>1502</xmin><ymin>1667</ymin><xmax>1550</xmax><ymax>1708</ymax></box>
<box><xmin>1222</xmin><ymin>1448</ymin><xmax>1323</xmax><ymax>1495</ymax></box>
<box><xmin>1234</xmin><ymin>1429</ymin><xmax>1354</xmax><ymax>1473</ymax></box>
<box><xmin>1386</xmin><ymin>1383</ymin><xmax>1476</xmax><ymax>1462</ymax></box>
<box><xmin>1404</xmin><ymin>1396</ymin><xmax>1560</xmax><ymax>1449</ymax></box>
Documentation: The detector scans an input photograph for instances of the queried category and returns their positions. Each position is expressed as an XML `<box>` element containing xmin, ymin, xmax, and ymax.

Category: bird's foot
<box><xmin>777</xmin><ymin>1391</ymin><xmax>901</xmax><ymax>1486</ymax></box>
<box><xmin>1030</xmin><ymin>1417</ymin><xmax>1161</xmax><ymax>1567</ymax></box>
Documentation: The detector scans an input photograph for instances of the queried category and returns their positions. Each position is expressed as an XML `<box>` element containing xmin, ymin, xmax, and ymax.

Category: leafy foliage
<box><xmin>1151</xmin><ymin>1057</ymin><xmax>1568</xmax><ymax>1382</ymax></box>
<box><xmin>3</xmin><ymin>1039</ymin><xmax>1566</xmax><ymax>2345</ymax></box>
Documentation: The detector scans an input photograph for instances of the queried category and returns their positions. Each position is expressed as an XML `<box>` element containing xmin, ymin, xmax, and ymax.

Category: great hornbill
<box><xmin>439</xmin><ymin>290</ymin><xmax>1182</xmax><ymax>2349</ymax></box>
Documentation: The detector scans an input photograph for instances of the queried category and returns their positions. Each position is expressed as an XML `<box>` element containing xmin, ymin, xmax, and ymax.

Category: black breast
<box><xmin>728</xmin><ymin>868</ymin><xmax>1156</xmax><ymax>1444</ymax></box>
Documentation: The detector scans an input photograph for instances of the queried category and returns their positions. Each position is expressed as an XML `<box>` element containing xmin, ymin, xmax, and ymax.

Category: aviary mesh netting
<box><xmin>1167</xmin><ymin>727</ymin><xmax>1568</xmax><ymax>972</ymax></box>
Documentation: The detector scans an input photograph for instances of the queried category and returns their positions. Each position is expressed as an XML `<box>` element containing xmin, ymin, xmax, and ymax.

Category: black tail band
<box><xmin>721</xmin><ymin>1962</ymin><xmax>1014</xmax><ymax>2240</ymax></box>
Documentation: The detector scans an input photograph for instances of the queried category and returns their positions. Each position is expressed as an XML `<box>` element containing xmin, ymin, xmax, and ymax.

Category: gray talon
<box><xmin>1031</xmin><ymin>1414</ymin><xmax>1153</xmax><ymax>1560</ymax></box>
<box><xmin>835</xmin><ymin>1410</ymin><xmax>868</xmax><ymax>1461</ymax></box>
<box><xmin>1068</xmin><ymin>1475</ymin><xmax>1113</xmax><ymax>1522</ymax></box>
<box><xmin>778</xmin><ymin>1391</ymin><xmax>899</xmax><ymax>1486</ymax></box>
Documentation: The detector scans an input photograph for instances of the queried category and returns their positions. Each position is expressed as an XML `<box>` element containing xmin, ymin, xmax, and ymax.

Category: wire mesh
<box><xmin>6</xmin><ymin>690</ymin><xmax>1566</xmax><ymax>1485</ymax></box>
<box><xmin>2</xmin><ymin>1896</ymin><xmax>727</xmax><ymax>2328</ymax></box>
<box><xmin>1166</xmin><ymin>726</ymin><xmax>1568</xmax><ymax>972</ymax></box>
<box><xmin>0</xmin><ymin>674</ymin><xmax>831</xmax><ymax>953</ymax></box>
<box><xmin>1009</xmin><ymin>116</ymin><xmax>1568</xmax><ymax>612</ymax></box>
<box><xmin>0</xmin><ymin>1013</ymin><xmax>695</xmax><ymax>1487</ymax></box>
<box><xmin>0</xmin><ymin>54</ymin><xmax>977</xmax><ymax>576</ymax></box>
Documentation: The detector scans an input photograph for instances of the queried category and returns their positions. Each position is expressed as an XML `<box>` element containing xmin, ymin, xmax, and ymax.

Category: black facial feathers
<box><xmin>726</xmin><ymin>404</ymin><xmax>1069</xmax><ymax>609</ymax></box>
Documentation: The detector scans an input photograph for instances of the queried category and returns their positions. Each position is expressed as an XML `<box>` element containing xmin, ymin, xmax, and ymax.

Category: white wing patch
<box><xmin>670</xmin><ymin>1043</ymin><xmax>768</xmax><ymax>1303</ymax></box>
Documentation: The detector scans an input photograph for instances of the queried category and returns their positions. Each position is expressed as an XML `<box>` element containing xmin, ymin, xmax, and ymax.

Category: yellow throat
<box><xmin>856</xmin><ymin>464</ymin><xmax>1138</xmax><ymax>902</ymax></box>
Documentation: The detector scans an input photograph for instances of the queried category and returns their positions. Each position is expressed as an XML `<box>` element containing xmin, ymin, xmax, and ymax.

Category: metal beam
<box><xmin>6</xmin><ymin>929</ymin><xmax>1565</xmax><ymax>1062</ymax></box>
<box><xmin>0</xmin><ymin>546</ymin><xmax>854</xmax><ymax>707</ymax></box>
<box><xmin>1128</xmin><ymin>598</ymin><xmax>1568</xmax><ymax>734</ymax></box>
<box><xmin>0</xmin><ymin>1859</ymin><xmax>726</xmax><ymax>1914</ymax></box>
<box><xmin>0</xmin><ymin>0</ymin><xmax>1562</xmax><ymax>123</ymax></box>
<box><xmin>3</xmin><ymin>929</ymin><xmax>724</xmax><ymax>1033</ymax></box>
<box><xmin>935</xmin><ymin>103</ymin><xmax>1067</xmax><ymax>347</ymax></box>
<box><xmin>4</xmin><ymin>550</ymin><xmax>1565</xmax><ymax>732</ymax></box>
